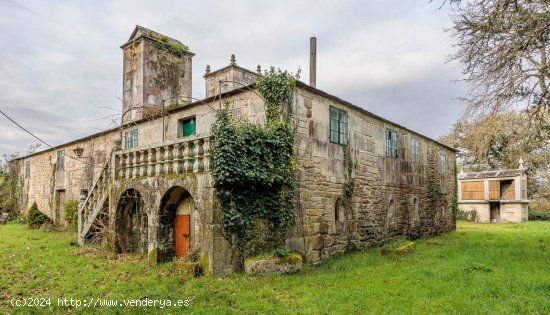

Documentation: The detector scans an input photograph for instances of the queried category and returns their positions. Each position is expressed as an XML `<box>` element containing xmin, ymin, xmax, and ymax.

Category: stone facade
<box><xmin>13</xmin><ymin>26</ymin><xmax>456</xmax><ymax>276</ymax></box>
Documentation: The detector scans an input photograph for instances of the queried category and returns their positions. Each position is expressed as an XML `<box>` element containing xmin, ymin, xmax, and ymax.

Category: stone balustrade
<box><xmin>113</xmin><ymin>135</ymin><xmax>211</xmax><ymax>180</ymax></box>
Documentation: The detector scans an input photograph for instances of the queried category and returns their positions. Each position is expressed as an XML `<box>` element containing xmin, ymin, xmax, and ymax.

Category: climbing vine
<box><xmin>211</xmin><ymin>68</ymin><xmax>299</xmax><ymax>265</ymax></box>
<box><xmin>342</xmin><ymin>144</ymin><xmax>355</xmax><ymax>212</ymax></box>
<box><xmin>452</xmin><ymin>159</ymin><xmax>459</xmax><ymax>219</ymax></box>
<box><xmin>426</xmin><ymin>152</ymin><xmax>442</xmax><ymax>218</ymax></box>
<box><xmin>152</xmin><ymin>36</ymin><xmax>190</xmax><ymax>106</ymax></box>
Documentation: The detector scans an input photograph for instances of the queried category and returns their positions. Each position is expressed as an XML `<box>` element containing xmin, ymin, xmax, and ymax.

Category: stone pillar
<box><xmin>183</xmin><ymin>142</ymin><xmax>193</xmax><ymax>173</ymax></box>
<box><xmin>193</xmin><ymin>139</ymin><xmax>204</xmax><ymax>173</ymax></box>
<box><xmin>125</xmin><ymin>153</ymin><xmax>132</xmax><ymax>179</ymax></box>
<box><xmin>203</xmin><ymin>138</ymin><xmax>211</xmax><ymax>172</ymax></box>
<box><xmin>164</xmin><ymin>144</ymin><xmax>172</xmax><ymax>175</ymax></box>
<box><xmin>173</xmin><ymin>144</ymin><xmax>182</xmax><ymax>174</ymax></box>
<box><xmin>132</xmin><ymin>151</ymin><xmax>139</xmax><ymax>178</ymax></box>
<box><xmin>147</xmin><ymin>148</ymin><xmax>155</xmax><ymax>177</ymax></box>
<box><xmin>155</xmin><ymin>147</ymin><xmax>163</xmax><ymax>175</ymax></box>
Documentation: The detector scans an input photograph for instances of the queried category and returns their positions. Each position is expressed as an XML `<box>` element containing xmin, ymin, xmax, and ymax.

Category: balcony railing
<box><xmin>113</xmin><ymin>135</ymin><xmax>211</xmax><ymax>180</ymax></box>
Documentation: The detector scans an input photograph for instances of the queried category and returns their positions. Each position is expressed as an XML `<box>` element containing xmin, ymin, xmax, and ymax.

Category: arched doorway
<box><xmin>159</xmin><ymin>186</ymin><xmax>194</xmax><ymax>261</ymax></box>
<box><xmin>115</xmin><ymin>189</ymin><xmax>147</xmax><ymax>254</ymax></box>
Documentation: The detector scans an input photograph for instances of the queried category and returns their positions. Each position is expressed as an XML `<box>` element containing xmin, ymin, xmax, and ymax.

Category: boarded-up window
<box><xmin>500</xmin><ymin>179</ymin><xmax>515</xmax><ymax>200</ymax></box>
<box><xmin>521</xmin><ymin>179</ymin><xmax>527</xmax><ymax>200</ymax></box>
<box><xmin>24</xmin><ymin>161</ymin><xmax>30</xmax><ymax>179</ymax></box>
<box><xmin>461</xmin><ymin>181</ymin><xmax>484</xmax><ymax>200</ymax></box>
<box><xmin>489</xmin><ymin>180</ymin><xmax>500</xmax><ymax>199</ymax></box>
<box><xmin>95</xmin><ymin>150</ymin><xmax>106</xmax><ymax>164</ymax></box>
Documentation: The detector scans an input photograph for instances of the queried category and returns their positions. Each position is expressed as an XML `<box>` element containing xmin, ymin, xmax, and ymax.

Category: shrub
<box><xmin>457</xmin><ymin>210</ymin><xmax>477</xmax><ymax>222</ymax></box>
<box><xmin>27</xmin><ymin>202</ymin><xmax>51</xmax><ymax>228</ymax></box>
<box><xmin>274</xmin><ymin>248</ymin><xmax>289</xmax><ymax>258</ymax></box>
<box><xmin>529</xmin><ymin>211</ymin><xmax>550</xmax><ymax>221</ymax></box>
<box><xmin>63</xmin><ymin>199</ymin><xmax>79</xmax><ymax>228</ymax></box>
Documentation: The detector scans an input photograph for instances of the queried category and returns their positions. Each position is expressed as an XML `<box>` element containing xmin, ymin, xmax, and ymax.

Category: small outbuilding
<box><xmin>458</xmin><ymin>159</ymin><xmax>529</xmax><ymax>223</ymax></box>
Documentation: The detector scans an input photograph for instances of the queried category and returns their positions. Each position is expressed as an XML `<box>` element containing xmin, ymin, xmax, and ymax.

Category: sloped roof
<box><xmin>459</xmin><ymin>169</ymin><xmax>525</xmax><ymax>180</ymax></box>
<box><xmin>121</xmin><ymin>25</ymin><xmax>193</xmax><ymax>55</ymax></box>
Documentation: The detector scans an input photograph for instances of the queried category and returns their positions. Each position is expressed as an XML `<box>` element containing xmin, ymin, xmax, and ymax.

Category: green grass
<box><xmin>1</xmin><ymin>221</ymin><xmax>550</xmax><ymax>314</ymax></box>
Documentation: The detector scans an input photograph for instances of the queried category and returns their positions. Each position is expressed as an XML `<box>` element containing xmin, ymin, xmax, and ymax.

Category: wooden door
<box><xmin>174</xmin><ymin>214</ymin><xmax>190</xmax><ymax>258</ymax></box>
<box><xmin>490</xmin><ymin>203</ymin><xmax>500</xmax><ymax>222</ymax></box>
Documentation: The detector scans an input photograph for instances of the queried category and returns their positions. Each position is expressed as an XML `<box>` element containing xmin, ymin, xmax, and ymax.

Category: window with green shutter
<box><xmin>329</xmin><ymin>106</ymin><xmax>347</xmax><ymax>145</ymax></box>
<box><xmin>386</xmin><ymin>129</ymin><xmax>398</xmax><ymax>158</ymax></box>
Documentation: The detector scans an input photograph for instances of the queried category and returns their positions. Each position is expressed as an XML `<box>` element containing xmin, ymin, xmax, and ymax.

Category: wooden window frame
<box><xmin>329</xmin><ymin>106</ymin><xmax>348</xmax><ymax>145</ymax></box>
<box><xmin>411</xmin><ymin>138</ymin><xmax>421</xmax><ymax>163</ymax></box>
<box><xmin>56</xmin><ymin>150</ymin><xmax>65</xmax><ymax>171</ymax></box>
<box><xmin>439</xmin><ymin>154</ymin><xmax>447</xmax><ymax>176</ymax></box>
<box><xmin>386</xmin><ymin>129</ymin><xmax>398</xmax><ymax>158</ymax></box>
<box><xmin>124</xmin><ymin>129</ymin><xmax>138</xmax><ymax>149</ymax></box>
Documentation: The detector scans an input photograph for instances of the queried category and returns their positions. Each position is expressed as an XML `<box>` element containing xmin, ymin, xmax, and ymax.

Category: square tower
<box><xmin>120</xmin><ymin>25</ymin><xmax>194</xmax><ymax>124</ymax></box>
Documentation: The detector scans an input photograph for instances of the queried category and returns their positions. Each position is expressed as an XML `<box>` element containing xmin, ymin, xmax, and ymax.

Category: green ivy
<box><xmin>211</xmin><ymin>69</ymin><xmax>298</xmax><ymax>265</ymax></box>
<box><xmin>342</xmin><ymin>144</ymin><xmax>355</xmax><ymax>211</ymax></box>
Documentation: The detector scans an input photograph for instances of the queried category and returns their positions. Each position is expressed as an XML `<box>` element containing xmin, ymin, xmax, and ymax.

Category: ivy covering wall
<box><xmin>210</xmin><ymin>68</ymin><xmax>299</xmax><ymax>266</ymax></box>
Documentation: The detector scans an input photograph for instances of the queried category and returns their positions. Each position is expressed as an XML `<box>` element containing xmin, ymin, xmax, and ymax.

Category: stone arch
<box><xmin>115</xmin><ymin>188</ymin><xmax>148</xmax><ymax>254</ymax></box>
<box><xmin>158</xmin><ymin>186</ymin><xmax>196</xmax><ymax>261</ymax></box>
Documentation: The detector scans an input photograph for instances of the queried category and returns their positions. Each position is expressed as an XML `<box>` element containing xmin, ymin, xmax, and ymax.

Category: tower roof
<box><xmin>121</xmin><ymin>25</ymin><xmax>194</xmax><ymax>55</ymax></box>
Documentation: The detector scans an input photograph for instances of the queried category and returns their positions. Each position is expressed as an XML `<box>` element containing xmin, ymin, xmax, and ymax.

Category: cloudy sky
<box><xmin>0</xmin><ymin>0</ymin><xmax>467</xmax><ymax>158</ymax></box>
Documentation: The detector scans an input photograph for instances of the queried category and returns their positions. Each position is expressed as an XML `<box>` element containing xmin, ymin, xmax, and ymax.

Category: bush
<box><xmin>529</xmin><ymin>211</ymin><xmax>550</xmax><ymax>221</ymax></box>
<box><xmin>457</xmin><ymin>210</ymin><xmax>477</xmax><ymax>222</ymax></box>
<box><xmin>27</xmin><ymin>202</ymin><xmax>51</xmax><ymax>228</ymax></box>
<box><xmin>274</xmin><ymin>247</ymin><xmax>289</xmax><ymax>258</ymax></box>
<box><xmin>63</xmin><ymin>199</ymin><xmax>79</xmax><ymax>228</ymax></box>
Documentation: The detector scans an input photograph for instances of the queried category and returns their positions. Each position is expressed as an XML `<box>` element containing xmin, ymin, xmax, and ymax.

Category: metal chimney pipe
<box><xmin>310</xmin><ymin>37</ymin><xmax>317</xmax><ymax>88</ymax></box>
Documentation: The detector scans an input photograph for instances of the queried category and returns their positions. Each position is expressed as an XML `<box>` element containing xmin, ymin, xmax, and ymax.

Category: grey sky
<box><xmin>0</xmin><ymin>0</ymin><xmax>466</xmax><ymax>158</ymax></box>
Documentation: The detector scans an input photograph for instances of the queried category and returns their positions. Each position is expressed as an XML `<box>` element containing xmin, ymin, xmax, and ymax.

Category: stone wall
<box><xmin>18</xmin><ymin>131</ymin><xmax>120</xmax><ymax>223</ymax></box>
<box><xmin>286</xmin><ymin>86</ymin><xmax>456</xmax><ymax>263</ymax></box>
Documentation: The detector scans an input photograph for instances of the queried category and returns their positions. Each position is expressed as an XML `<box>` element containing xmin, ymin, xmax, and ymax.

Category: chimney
<box><xmin>310</xmin><ymin>37</ymin><xmax>317</xmax><ymax>88</ymax></box>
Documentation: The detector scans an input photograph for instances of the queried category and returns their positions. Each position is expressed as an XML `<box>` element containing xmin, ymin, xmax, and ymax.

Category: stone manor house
<box><xmin>13</xmin><ymin>26</ymin><xmax>456</xmax><ymax>275</ymax></box>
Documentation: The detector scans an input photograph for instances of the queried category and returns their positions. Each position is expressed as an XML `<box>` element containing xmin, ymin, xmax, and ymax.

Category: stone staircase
<box><xmin>78</xmin><ymin>156</ymin><xmax>111</xmax><ymax>244</ymax></box>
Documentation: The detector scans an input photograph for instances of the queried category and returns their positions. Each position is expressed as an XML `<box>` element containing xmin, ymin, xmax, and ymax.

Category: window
<box><xmin>386</xmin><ymin>129</ymin><xmax>398</xmax><ymax>158</ymax></box>
<box><xmin>334</xmin><ymin>198</ymin><xmax>343</xmax><ymax>222</ymax></box>
<box><xmin>180</xmin><ymin>117</ymin><xmax>196</xmax><ymax>137</ymax></box>
<box><xmin>411</xmin><ymin>138</ymin><xmax>420</xmax><ymax>163</ymax></box>
<box><xmin>56</xmin><ymin>150</ymin><xmax>65</xmax><ymax>171</ymax></box>
<box><xmin>24</xmin><ymin>161</ymin><xmax>30</xmax><ymax>179</ymax></box>
<box><xmin>439</xmin><ymin>154</ymin><xmax>447</xmax><ymax>176</ymax></box>
<box><xmin>329</xmin><ymin>106</ymin><xmax>348</xmax><ymax>145</ymax></box>
<box><xmin>124</xmin><ymin>129</ymin><xmax>138</xmax><ymax>149</ymax></box>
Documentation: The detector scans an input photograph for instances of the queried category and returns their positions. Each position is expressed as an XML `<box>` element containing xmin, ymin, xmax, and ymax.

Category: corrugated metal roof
<box><xmin>459</xmin><ymin>169</ymin><xmax>525</xmax><ymax>180</ymax></box>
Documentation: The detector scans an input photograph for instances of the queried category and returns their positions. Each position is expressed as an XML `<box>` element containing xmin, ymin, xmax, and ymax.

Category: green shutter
<box><xmin>182</xmin><ymin>118</ymin><xmax>196</xmax><ymax>137</ymax></box>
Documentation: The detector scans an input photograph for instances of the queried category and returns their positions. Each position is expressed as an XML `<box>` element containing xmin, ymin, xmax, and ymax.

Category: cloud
<box><xmin>0</xmin><ymin>0</ymin><xmax>466</xmax><ymax>157</ymax></box>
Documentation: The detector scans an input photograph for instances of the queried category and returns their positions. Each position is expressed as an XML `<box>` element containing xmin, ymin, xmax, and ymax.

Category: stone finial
<box><xmin>230</xmin><ymin>54</ymin><xmax>236</xmax><ymax>65</ymax></box>
<box><xmin>205</xmin><ymin>65</ymin><xmax>211</xmax><ymax>75</ymax></box>
<box><xmin>519</xmin><ymin>157</ymin><xmax>525</xmax><ymax>170</ymax></box>
<box><xmin>256</xmin><ymin>65</ymin><xmax>262</xmax><ymax>75</ymax></box>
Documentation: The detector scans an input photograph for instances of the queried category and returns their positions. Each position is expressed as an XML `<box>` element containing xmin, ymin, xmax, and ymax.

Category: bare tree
<box><xmin>443</xmin><ymin>0</ymin><xmax>550</xmax><ymax>127</ymax></box>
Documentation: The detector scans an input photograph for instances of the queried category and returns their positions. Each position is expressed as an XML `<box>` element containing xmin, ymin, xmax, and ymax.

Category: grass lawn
<box><xmin>1</xmin><ymin>221</ymin><xmax>549</xmax><ymax>314</ymax></box>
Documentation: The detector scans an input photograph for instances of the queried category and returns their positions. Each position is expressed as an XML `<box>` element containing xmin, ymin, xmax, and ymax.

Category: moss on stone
<box><xmin>198</xmin><ymin>254</ymin><xmax>210</xmax><ymax>276</ymax></box>
<box><xmin>148</xmin><ymin>248</ymin><xmax>158</xmax><ymax>265</ymax></box>
<box><xmin>381</xmin><ymin>241</ymin><xmax>416</xmax><ymax>256</ymax></box>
